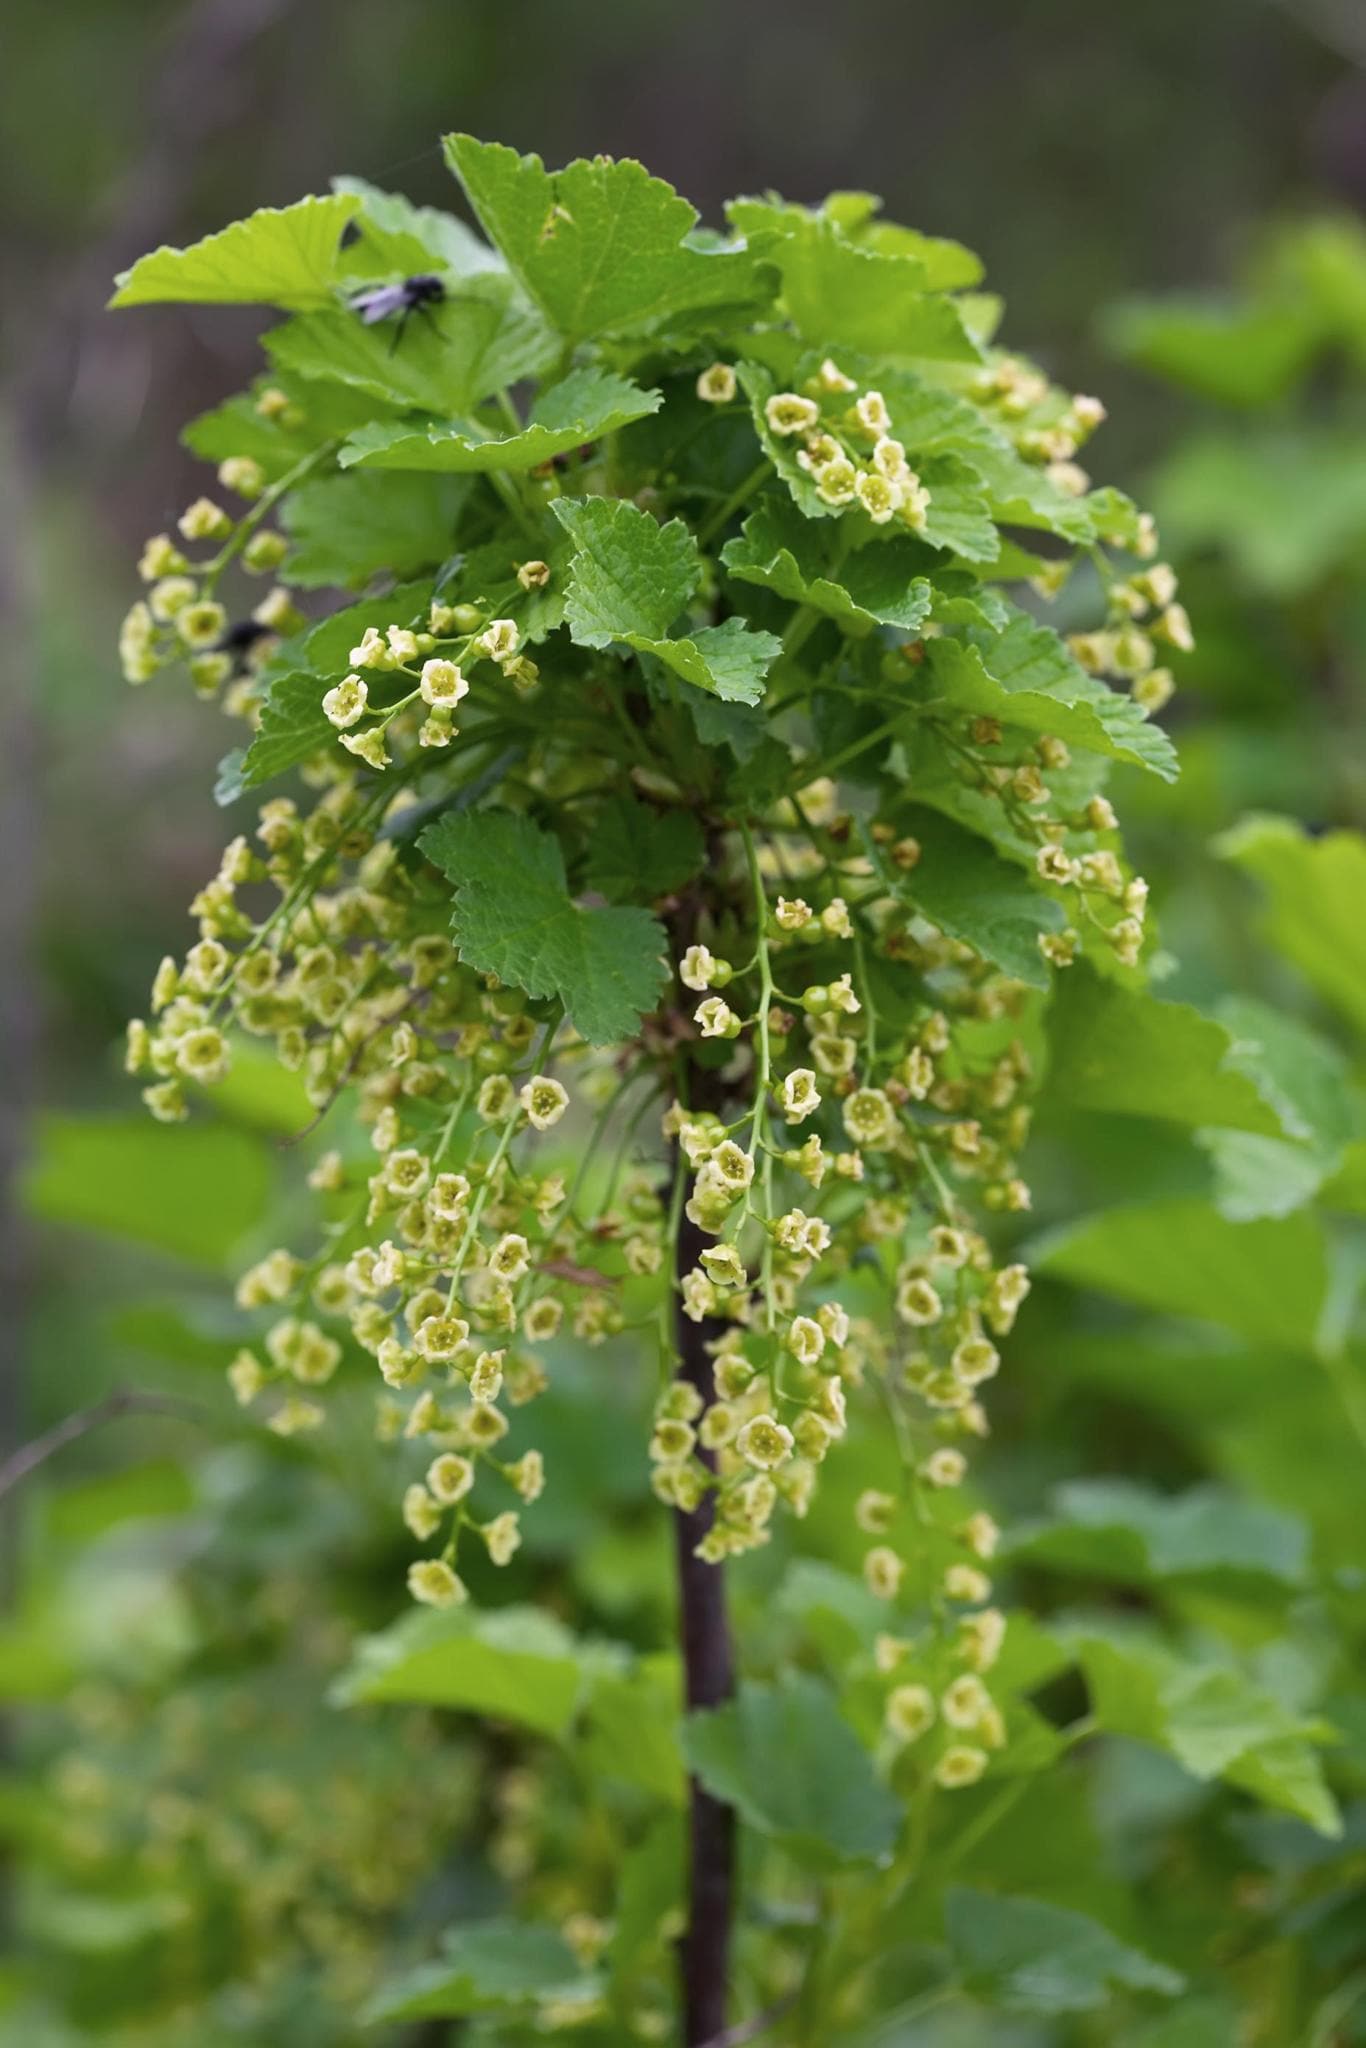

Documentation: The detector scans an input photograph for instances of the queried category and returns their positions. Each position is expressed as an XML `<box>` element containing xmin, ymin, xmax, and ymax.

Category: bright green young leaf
<box><xmin>338</xmin><ymin>368</ymin><xmax>662</xmax><ymax>472</ymax></box>
<box><xmin>1009</xmin><ymin>1480</ymin><xmax>1309</xmax><ymax>1591</ymax></box>
<box><xmin>333</xmin><ymin>172</ymin><xmax>505</xmax><ymax>279</ymax></box>
<box><xmin>331</xmin><ymin>1604</ymin><xmax>587</xmax><ymax>1734</ymax></box>
<box><xmin>24</xmin><ymin>1116</ymin><xmax>270</xmax><ymax>1267</ymax></box>
<box><xmin>552</xmin><ymin>495</ymin><xmax>781</xmax><ymax>703</ymax></box>
<box><xmin>281</xmin><ymin>470</ymin><xmax>469</xmax><ymax>587</ymax></box>
<box><xmin>421</xmin><ymin>809</ymin><xmax>668</xmax><ymax>1044</ymax></box>
<box><xmin>361</xmin><ymin>1921</ymin><xmax>584</xmax><ymax>2022</ymax></box>
<box><xmin>1217</xmin><ymin>815</ymin><xmax>1366</xmax><ymax>1036</ymax></box>
<box><xmin>864</xmin><ymin>808</ymin><xmax>1064</xmax><ymax>989</ymax></box>
<box><xmin>924</xmin><ymin>613</ymin><xmax>1179</xmax><ymax>780</ymax></box>
<box><xmin>1032</xmin><ymin>1198</ymin><xmax>1329</xmax><ymax>1350</ymax></box>
<box><xmin>751</xmin><ymin>211</ymin><xmax>981</xmax><ymax>362</ymax></box>
<box><xmin>683</xmin><ymin>1672</ymin><xmax>899</xmax><ymax>1869</ymax></box>
<box><xmin>581</xmin><ymin>795</ymin><xmax>703</xmax><ymax>904</ymax></box>
<box><xmin>722</xmin><ymin>500</ymin><xmax>934</xmax><ymax>634</ymax></box>
<box><xmin>945</xmin><ymin>1888</ymin><xmax>1184</xmax><ymax>2014</ymax></box>
<box><xmin>1044</xmin><ymin>972</ymin><xmax>1288</xmax><ymax>1134</ymax></box>
<box><xmin>110</xmin><ymin>194</ymin><xmax>360</xmax><ymax>309</ymax></box>
<box><xmin>446</xmin><ymin>134</ymin><xmax>760</xmax><ymax>341</ymax></box>
<box><xmin>1078</xmin><ymin>1637</ymin><xmax>1340</xmax><ymax>1834</ymax></box>
<box><xmin>265</xmin><ymin>274</ymin><xmax>557</xmax><ymax>417</ymax></box>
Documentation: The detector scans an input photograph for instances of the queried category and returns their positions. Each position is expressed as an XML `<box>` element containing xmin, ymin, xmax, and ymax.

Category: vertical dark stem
<box><xmin>672</xmin><ymin>1144</ymin><xmax>737</xmax><ymax>2045</ymax></box>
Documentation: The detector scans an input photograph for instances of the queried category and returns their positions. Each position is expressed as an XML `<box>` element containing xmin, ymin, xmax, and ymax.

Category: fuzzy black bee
<box><xmin>349</xmin><ymin>273</ymin><xmax>447</xmax><ymax>348</ymax></box>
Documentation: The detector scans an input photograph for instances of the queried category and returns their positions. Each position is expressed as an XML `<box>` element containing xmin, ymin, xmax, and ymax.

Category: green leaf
<box><xmin>722</xmin><ymin>500</ymin><xmax>933</xmax><ymax>634</ymax></box>
<box><xmin>1077</xmin><ymin>1637</ymin><xmax>1341</xmax><ymax>1834</ymax></box>
<box><xmin>362</xmin><ymin>1921</ymin><xmax>584</xmax><ymax>2022</ymax></box>
<box><xmin>332</xmin><ymin>172</ymin><xmax>505</xmax><ymax>280</ymax></box>
<box><xmin>183</xmin><ymin>373</ymin><xmax>383</xmax><ymax>479</ymax></box>
<box><xmin>421</xmin><ymin>809</ymin><xmax>667</xmax><ymax>1044</ymax></box>
<box><xmin>281</xmin><ymin>470</ymin><xmax>468</xmax><ymax>588</ymax></box>
<box><xmin>331</xmin><ymin>1604</ymin><xmax>587</xmax><ymax>1734</ymax></box>
<box><xmin>580</xmin><ymin>1660</ymin><xmax>684</xmax><ymax>1805</ymax></box>
<box><xmin>643</xmin><ymin>616</ymin><xmax>782</xmax><ymax>705</ymax></box>
<box><xmin>865</xmin><ymin>807</ymin><xmax>1064</xmax><ymax>988</ymax></box>
<box><xmin>338</xmin><ymin>367</ymin><xmax>662</xmax><ymax>472</ymax></box>
<box><xmin>1198</xmin><ymin>994</ymin><xmax>1356</xmax><ymax>1219</ymax></box>
<box><xmin>729</xmin><ymin>203</ymin><xmax>980</xmax><ymax>361</ymax></box>
<box><xmin>553</xmin><ymin>494</ymin><xmax>698</xmax><ymax>640</ymax></box>
<box><xmin>1152</xmin><ymin>428</ymin><xmax>1366</xmax><ymax>597</ymax></box>
<box><xmin>924</xmin><ymin>613</ymin><xmax>1178</xmax><ymax>780</ymax></box>
<box><xmin>961</xmin><ymin>441</ymin><xmax>1100</xmax><ymax>544</ymax></box>
<box><xmin>945</xmin><ymin>1888</ymin><xmax>1184</xmax><ymax>2014</ymax></box>
<box><xmin>1103</xmin><ymin>292</ymin><xmax>1319</xmax><ymax>408</ymax></box>
<box><xmin>265</xmin><ymin>273</ymin><xmax>557</xmax><ymax>416</ymax></box>
<box><xmin>24</xmin><ymin>1116</ymin><xmax>270</xmax><ymax>1267</ymax></box>
<box><xmin>1009</xmin><ymin>1480</ymin><xmax>1309</xmax><ymax>1591</ymax></box>
<box><xmin>446</xmin><ymin>134</ymin><xmax>759</xmax><ymax>341</ymax></box>
<box><xmin>237</xmin><ymin>670</ymin><xmax>333</xmax><ymax>787</ymax></box>
<box><xmin>581</xmin><ymin>796</ymin><xmax>703</xmax><ymax>903</ymax></box>
<box><xmin>552</xmin><ymin>495</ymin><xmax>780</xmax><ymax>704</ymax></box>
<box><xmin>683</xmin><ymin>1672</ymin><xmax>899</xmax><ymax>1869</ymax></box>
<box><xmin>1217</xmin><ymin>815</ymin><xmax>1366</xmax><ymax>1036</ymax></box>
<box><xmin>1032</xmin><ymin>1198</ymin><xmax>1329</xmax><ymax>1351</ymax></box>
<box><xmin>110</xmin><ymin>194</ymin><xmax>360</xmax><ymax>309</ymax></box>
<box><xmin>1044</xmin><ymin>972</ymin><xmax>1288</xmax><ymax>1134</ymax></box>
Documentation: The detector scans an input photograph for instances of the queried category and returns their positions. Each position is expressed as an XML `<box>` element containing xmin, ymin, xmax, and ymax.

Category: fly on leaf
<box><xmin>348</xmin><ymin>273</ymin><xmax>447</xmax><ymax>348</ymax></box>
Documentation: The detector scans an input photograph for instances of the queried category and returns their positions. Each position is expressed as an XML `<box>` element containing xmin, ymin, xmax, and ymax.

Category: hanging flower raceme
<box><xmin>113</xmin><ymin>139</ymin><xmax>1183</xmax><ymax>1819</ymax></box>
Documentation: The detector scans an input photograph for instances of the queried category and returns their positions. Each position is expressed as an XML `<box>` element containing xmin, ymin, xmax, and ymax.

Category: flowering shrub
<box><xmin>99</xmin><ymin>136</ymin><xmax>1236</xmax><ymax>2040</ymax></box>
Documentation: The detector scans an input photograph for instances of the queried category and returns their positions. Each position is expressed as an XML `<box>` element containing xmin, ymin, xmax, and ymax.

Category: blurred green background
<box><xmin>4</xmin><ymin>2</ymin><xmax>1366</xmax><ymax>2040</ymax></box>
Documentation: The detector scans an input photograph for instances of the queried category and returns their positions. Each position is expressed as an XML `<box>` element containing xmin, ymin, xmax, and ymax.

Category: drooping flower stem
<box><xmin>672</xmin><ymin>1144</ymin><xmax>737</xmax><ymax>2045</ymax></box>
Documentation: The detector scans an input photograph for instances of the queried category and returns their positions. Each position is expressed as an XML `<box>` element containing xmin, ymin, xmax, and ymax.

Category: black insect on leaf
<box><xmin>349</xmin><ymin>273</ymin><xmax>447</xmax><ymax>349</ymax></box>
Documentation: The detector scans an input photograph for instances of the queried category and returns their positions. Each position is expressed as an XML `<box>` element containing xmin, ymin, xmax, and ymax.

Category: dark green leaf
<box><xmin>281</xmin><ymin>470</ymin><xmax>469</xmax><ymax>587</ymax></box>
<box><xmin>581</xmin><ymin>796</ymin><xmax>703</xmax><ymax>903</ymax></box>
<box><xmin>946</xmin><ymin>1888</ymin><xmax>1183</xmax><ymax>2013</ymax></box>
<box><xmin>362</xmin><ymin>1921</ymin><xmax>584</xmax><ymax>2022</ymax></box>
<box><xmin>421</xmin><ymin>809</ymin><xmax>667</xmax><ymax>1044</ymax></box>
<box><xmin>338</xmin><ymin>368</ymin><xmax>662</xmax><ymax>473</ymax></box>
<box><xmin>683</xmin><ymin>1672</ymin><xmax>899</xmax><ymax>1869</ymax></box>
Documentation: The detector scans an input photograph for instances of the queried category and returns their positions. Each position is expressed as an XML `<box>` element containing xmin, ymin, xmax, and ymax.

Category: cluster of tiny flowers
<box><xmin>118</xmin><ymin>405</ymin><xmax>299</xmax><ymax>696</ymax></box>
<box><xmin>966</xmin><ymin>351</ymin><xmax>1189</xmax><ymax>718</ymax></box>
<box><xmin>324</xmin><ymin>600</ymin><xmax>539</xmax><ymax>768</ymax></box>
<box><xmin>644</xmin><ymin>742</ymin><xmax>1158</xmax><ymax>1791</ymax></box>
<box><xmin>123</xmin><ymin>762</ymin><xmax>664</xmax><ymax>1604</ymax></box>
<box><xmin>764</xmin><ymin>359</ymin><xmax>932</xmax><ymax>531</ymax></box>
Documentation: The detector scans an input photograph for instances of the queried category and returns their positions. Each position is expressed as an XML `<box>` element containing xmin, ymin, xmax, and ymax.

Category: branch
<box><xmin>0</xmin><ymin>1389</ymin><xmax>211</xmax><ymax>1503</ymax></box>
<box><xmin>668</xmin><ymin>862</ymin><xmax>739</xmax><ymax>2046</ymax></box>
